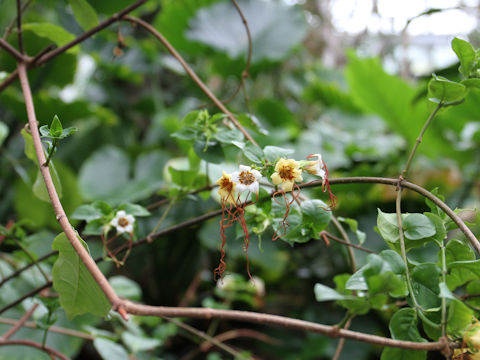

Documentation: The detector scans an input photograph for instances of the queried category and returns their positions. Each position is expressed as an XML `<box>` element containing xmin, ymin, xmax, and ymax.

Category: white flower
<box><xmin>305</xmin><ymin>153</ymin><xmax>326</xmax><ymax>179</ymax></box>
<box><xmin>249</xmin><ymin>276</ymin><xmax>265</xmax><ymax>297</ymax></box>
<box><xmin>216</xmin><ymin>274</ymin><xmax>236</xmax><ymax>290</ymax></box>
<box><xmin>231</xmin><ymin>165</ymin><xmax>262</xmax><ymax>193</ymax></box>
<box><xmin>110</xmin><ymin>210</ymin><xmax>135</xmax><ymax>234</ymax></box>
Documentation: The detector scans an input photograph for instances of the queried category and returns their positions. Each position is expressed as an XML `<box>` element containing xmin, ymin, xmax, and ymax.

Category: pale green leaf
<box><xmin>51</xmin><ymin>233</ymin><xmax>111</xmax><ymax>319</ymax></box>
<box><xmin>69</xmin><ymin>0</ymin><xmax>99</xmax><ymax>31</ymax></box>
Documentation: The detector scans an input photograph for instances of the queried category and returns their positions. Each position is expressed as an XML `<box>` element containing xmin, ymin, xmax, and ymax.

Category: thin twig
<box><xmin>163</xmin><ymin>317</ymin><xmax>248</xmax><ymax>359</ymax></box>
<box><xmin>16</xmin><ymin>0</ymin><xmax>24</xmax><ymax>54</ymax></box>
<box><xmin>0</xmin><ymin>38</ymin><xmax>26</xmax><ymax>61</ymax></box>
<box><xmin>0</xmin><ymin>282</ymin><xmax>51</xmax><ymax>315</ymax></box>
<box><xmin>0</xmin><ymin>252</ymin><xmax>55</xmax><ymax>288</ymax></box>
<box><xmin>332</xmin><ymin>316</ymin><xmax>353</xmax><ymax>360</ymax></box>
<box><xmin>2</xmin><ymin>0</ymin><xmax>32</xmax><ymax>40</ymax></box>
<box><xmin>124</xmin><ymin>301</ymin><xmax>451</xmax><ymax>352</ymax></box>
<box><xmin>199</xmin><ymin>329</ymin><xmax>277</xmax><ymax>352</ymax></box>
<box><xmin>0</xmin><ymin>317</ymin><xmax>94</xmax><ymax>340</ymax></box>
<box><xmin>0</xmin><ymin>339</ymin><xmax>69</xmax><ymax>360</ymax></box>
<box><xmin>302</xmin><ymin>178</ymin><xmax>480</xmax><ymax>254</ymax></box>
<box><xmin>14</xmin><ymin>238</ymin><xmax>50</xmax><ymax>283</ymax></box>
<box><xmin>0</xmin><ymin>0</ymin><xmax>147</xmax><ymax>93</ymax></box>
<box><xmin>18</xmin><ymin>63</ymin><xmax>124</xmax><ymax>316</ymax></box>
<box><xmin>330</xmin><ymin>216</ymin><xmax>357</xmax><ymax>272</ymax></box>
<box><xmin>122</xmin><ymin>15</ymin><xmax>258</xmax><ymax>146</ymax></box>
<box><xmin>320</xmin><ymin>231</ymin><xmax>375</xmax><ymax>254</ymax></box>
<box><xmin>1</xmin><ymin>303</ymin><xmax>38</xmax><ymax>340</ymax></box>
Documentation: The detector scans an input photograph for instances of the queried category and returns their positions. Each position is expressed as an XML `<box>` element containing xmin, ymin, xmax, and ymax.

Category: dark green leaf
<box><xmin>301</xmin><ymin>199</ymin><xmax>331</xmax><ymax>234</ymax></box>
<box><xmin>23</xmin><ymin>23</ymin><xmax>77</xmax><ymax>53</ymax></box>
<box><xmin>411</xmin><ymin>264</ymin><xmax>441</xmax><ymax>311</ymax></box>
<box><xmin>381</xmin><ymin>308</ymin><xmax>427</xmax><ymax>360</ymax></box>
<box><xmin>213</xmin><ymin>128</ymin><xmax>244</xmax><ymax>144</ymax></box>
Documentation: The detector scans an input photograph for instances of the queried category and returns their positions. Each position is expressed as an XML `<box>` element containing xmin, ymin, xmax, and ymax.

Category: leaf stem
<box><xmin>402</xmin><ymin>102</ymin><xmax>443</xmax><ymax>177</ymax></box>
<box><xmin>440</xmin><ymin>240</ymin><xmax>447</xmax><ymax>338</ymax></box>
<box><xmin>43</xmin><ymin>139</ymin><xmax>57</xmax><ymax>167</ymax></box>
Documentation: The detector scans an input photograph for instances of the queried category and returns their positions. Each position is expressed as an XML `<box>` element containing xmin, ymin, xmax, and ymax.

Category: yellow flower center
<box><xmin>279</xmin><ymin>166</ymin><xmax>295</xmax><ymax>181</ymax></box>
<box><xmin>118</xmin><ymin>217</ymin><xmax>129</xmax><ymax>227</ymax></box>
<box><xmin>239</xmin><ymin>171</ymin><xmax>255</xmax><ymax>185</ymax></box>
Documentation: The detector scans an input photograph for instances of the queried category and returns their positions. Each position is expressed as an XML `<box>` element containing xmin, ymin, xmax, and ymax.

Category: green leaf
<box><xmin>403</xmin><ymin>213</ymin><xmax>436</xmax><ymax>240</ymax></box>
<box><xmin>232</xmin><ymin>141</ymin><xmax>264</xmax><ymax>163</ymax></box>
<box><xmin>345</xmin><ymin>53</ymin><xmax>448</xmax><ymax>159</ymax></box>
<box><xmin>377</xmin><ymin>209</ymin><xmax>400</xmax><ymax>242</ymax></box>
<box><xmin>0</xmin><ymin>121</ymin><xmax>8</xmax><ymax>146</ymax></box>
<box><xmin>109</xmin><ymin>276</ymin><xmax>142</xmax><ymax>301</ymax></box>
<box><xmin>444</xmin><ymin>238</ymin><xmax>476</xmax><ymax>289</ymax></box>
<box><xmin>69</xmin><ymin>0</ymin><xmax>99</xmax><ymax>31</ymax></box>
<box><xmin>411</xmin><ymin>264</ymin><xmax>441</xmax><ymax>311</ymax></box>
<box><xmin>21</xmin><ymin>128</ymin><xmax>36</xmax><ymax>162</ymax></box>
<box><xmin>50</xmin><ymin>115</ymin><xmax>63</xmax><ymax>138</ymax></box>
<box><xmin>79</xmin><ymin>147</ymin><xmax>167</xmax><ymax>203</ymax></box>
<box><xmin>337</xmin><ymin>217</ymin><xmax>366</xmax><ymax>244</ymax></box>
<box><xmin>313</xmin><ymin>283</ymin><xmax>354</xmax><ymax>301</ymax></box>
<box><xmin>301</xmin><ymin>199</ymin><xmax>331</xmax><ymax>234</ymax></box>
<box><xmin>462</xmin><ymin>78</ymin><xmax>480</xmax><ymax>89</ymax></box>
<box><xmin>93</xmin><ymin>338</ymin><xmax>129</xmax><ymax>360</ymax></box>
<box><xmin>121</xmin><ymin>332</ymin><xmax>161</xmax><ymax>353</ymax></box>
<box><xmin>438</xmin><ymin>282</ymin><xmax>455</xmax><ymax>300</ymax></box>
<box><xmin>51</xmin><ymin>233</ymin><xmax>111</xmax><ymax>319</ymax></box>
<box><xmin>32</xmin><ymin>163</ymin><xmax>63</xmax><ymax>202</ymax></box>
<box><xmin>263</xmin><ymin>146</ymin><xmax>294</xmax><ymax>163</ymax></box>
<box><xmin>186</xmin><ymin>0</ymin><xmax>307</xmax><ymax>62</ymax></box>
<box><xmin>452</xmin><ymin>37</ymin><xmax>477</xmax><ymax>78</ymax></box>
<box><xmin>116</xmin><ymin>203</ymin><xmax>150</xmax><ymax>217</ymax></box>
<box><xmin>428</xmin><ymin>74</ymin><xmax>467</xmax><ymax>104</ymax></box>
<box><xmin>23</xmin><ymin>23</ymin><xmax>77</xmax><ymax>53</ymax></box>
<box><xmin>71</xmin><ymin>204</ymin><xmax>103</xmax><ymax>221</ymax></box>
<box><xmin>213</xmin><ymin>128</ymin><xmax>244</xmax><ymax>144</ymax></box>
<box><xmin>447</xmin><ymin>299</ymin><xmax>474</xmax><ymax>338</ymax></box>
<box><xmin>381</xmin><ymin>308</ymin><xmax>427</xmax><ymax>360</ymax></box>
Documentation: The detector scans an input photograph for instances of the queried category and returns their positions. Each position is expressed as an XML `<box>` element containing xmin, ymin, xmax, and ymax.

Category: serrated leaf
<box><xmin>452</xmin><ymin>37</ymin><xmax>477</xmax><ymax>78</ymax></box>
<box><xmin>69</xmin><ymin>0</ymin><xmax>99</xmax><ymax>31</ymax></box>
<box><xmin>51</xmin><ymin>233</ymin><xmax>111</xmax><ymax>319</ymax></box>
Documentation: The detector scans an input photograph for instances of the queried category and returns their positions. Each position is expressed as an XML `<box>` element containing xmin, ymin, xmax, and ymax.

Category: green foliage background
<box><xmin>0</xmin><ymin>1</ymin><xmax>480</xmax><ymax>359</ymax></box>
